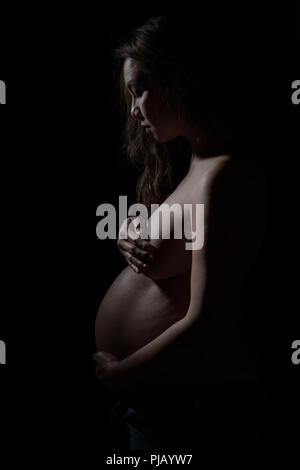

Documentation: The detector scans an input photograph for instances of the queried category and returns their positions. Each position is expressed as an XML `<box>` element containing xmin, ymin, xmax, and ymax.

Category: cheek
<box><xmin>141</xmin><ymin>93</ymin><xmax>158</xmax><ymax>121</ymax></box>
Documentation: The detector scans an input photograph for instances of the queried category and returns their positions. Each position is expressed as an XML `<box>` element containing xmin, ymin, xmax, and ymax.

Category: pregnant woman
<box><xmin>94</xmin><ymin>14</ymin><xmax>268</xmax><ymax>449</ymax></box>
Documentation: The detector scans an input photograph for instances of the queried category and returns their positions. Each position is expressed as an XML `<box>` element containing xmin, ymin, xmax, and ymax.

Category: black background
<box><xmin>1</xmin><ymin>2</ymin><xmax>299</xmax><ymax>459</ymax></box>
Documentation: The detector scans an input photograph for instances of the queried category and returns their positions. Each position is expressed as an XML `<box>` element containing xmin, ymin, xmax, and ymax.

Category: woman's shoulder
<box><xmin>191</xmin><ymin>153</ymin><xmax>267</xmax><ymax>221</ymax></box>
<box><xmin>202</xmin><ymin>153</ymin><xmax>266</xmax><ymax>195</ymax></box>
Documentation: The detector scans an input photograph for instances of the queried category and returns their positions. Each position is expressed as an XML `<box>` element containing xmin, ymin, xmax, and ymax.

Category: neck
<box><xmin>181</xmin><ymin>119</ymin><xmax>208</xmax><ymax>155</ymax></box>
<box><xmin>182</xmin><ymin>119</ymin><xmax>232</xmax><ymax>165</ymax></box>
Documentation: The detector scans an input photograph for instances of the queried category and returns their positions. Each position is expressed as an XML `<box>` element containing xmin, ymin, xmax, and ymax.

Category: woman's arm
<box><xmin>119</xmin><ymin>249</ymin><xmax>208</xmax><ymax>375</ymax></box>
<box><xmin>96</xmin><ymin>158</ymin><xmax>267</xmax><ymax>390</ymax></box>
<box><xmin>94</xmin><ymin>249</ymin><xmax>208</xmax><ymax>392</ymax></box>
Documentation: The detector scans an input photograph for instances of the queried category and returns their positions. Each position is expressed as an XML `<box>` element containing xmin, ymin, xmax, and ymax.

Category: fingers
<box><xmin>119</xmin><ymin>246</ymin><xmax>148</xmax><ymax>274</ymax></box>
<box><xmin>117</xmin><ymin>217</ymin><xmax>158</xmax><ymax>274</ymax></box>
<box><xmin>93</xmin><ymin>351</ymin><xmax>117</xmax><ymax>361</ymax></box>
<box><xmin>93</xmin><ymin>352</ymin><xmax>109</xmax><ymax>379</ymax></box>
<box><xmin>118</xmin><ymin>239</ymin><xmax>156</xmax><ymax>272</ymax></box>
<box><xmin>119</xmin><ymin>239</ymin><xmax>155</xmax><ymax>262</ymax></box>
<box><xmin>119</xmin><ymin>216</ymin><xmax>152</xmax><ymax>244</ymax></box>
<box><xmin>119</xmin><ymin>216</ymin><xmax>136</xmax><ymax>240</ymax></box>
<box><xmin>134</xmin><ymin>237</ymin><xmax>157</xmax><ymax>254</ymax></box>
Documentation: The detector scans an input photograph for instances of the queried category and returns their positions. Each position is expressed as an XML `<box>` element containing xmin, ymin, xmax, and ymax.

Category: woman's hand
<box><xmin>117</xmin><ymin>216</ymin><xmax>157</xmax><ymax>274</ymax></box>
<box><xmin>92</xmin><ymin>350</ymin><xmax>147</xmax><ymax>394</ymax></box>
<box><xmin>93</xmin><ymin>351</ymin><xmax>122</xmax><ymax>385</ymax></box>
<box><xmin>93</xmin><ymin>351</ymin><xmax>143</xmax><ymax>393</ymax></box>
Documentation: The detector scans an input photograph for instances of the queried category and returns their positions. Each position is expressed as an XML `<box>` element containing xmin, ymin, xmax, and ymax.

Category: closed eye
<box><xmin>135</xmin><ymin>89</ymin><xmax>144</xmax><ymax>98</ymax></box>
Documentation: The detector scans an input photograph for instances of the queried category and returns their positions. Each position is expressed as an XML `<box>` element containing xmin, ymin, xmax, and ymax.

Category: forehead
<box><xmin>123</xmin><ymin>58</ymin><xmax>146</xmax><ymax>87</ymax></box>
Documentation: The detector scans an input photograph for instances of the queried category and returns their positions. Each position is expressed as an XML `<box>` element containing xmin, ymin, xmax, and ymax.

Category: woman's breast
<box><xmin>95</xmin><ymin>266</ymin><xmax>191</xmax><ymax>359</ymax></box>
<box><xmin>96</xmin><ymin>204</ymin><xmax>193</xmax><ymax>359</ymax></box>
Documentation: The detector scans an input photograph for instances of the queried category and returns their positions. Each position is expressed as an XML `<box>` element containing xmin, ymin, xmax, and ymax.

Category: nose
<box><xmin>131</xmin><ymin>102</ymin><xmax>143</xmax><ymax>121</ymax></box>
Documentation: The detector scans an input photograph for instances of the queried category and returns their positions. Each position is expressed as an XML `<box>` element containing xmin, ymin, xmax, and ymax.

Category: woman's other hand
<box><xmin>117</xmin><ymin>216</ymin><xmax>157</xmax><ymax>274</ymax></box>
<box><xmin>93</xmin><ymin>351</ymin><xmax>133</xmax><ymax>393</ymax></box>
<box><xmin>93</xmin><ymin>351</ymin><xmax>121</xmax><ymax>381</ymax></box>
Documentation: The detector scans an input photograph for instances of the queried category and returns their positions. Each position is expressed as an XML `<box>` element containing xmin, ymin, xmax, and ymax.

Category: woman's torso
<box><xmin>95</xmin><ymin>155</ymin><xmax>263</xmax><ymax>383</ymax></box>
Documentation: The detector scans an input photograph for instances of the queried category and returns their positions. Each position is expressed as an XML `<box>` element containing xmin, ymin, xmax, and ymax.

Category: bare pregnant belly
<box><xmin>95</xmin><ymin>267</ymin><xmax>190</xmax><ymax>360</ymax></box>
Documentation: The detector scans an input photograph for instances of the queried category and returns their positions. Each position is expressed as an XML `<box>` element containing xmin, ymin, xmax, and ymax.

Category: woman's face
<box><xmin>123</xmin><ymin>57</ymin><xmax>184</xmax><ymax>143</ymax></box>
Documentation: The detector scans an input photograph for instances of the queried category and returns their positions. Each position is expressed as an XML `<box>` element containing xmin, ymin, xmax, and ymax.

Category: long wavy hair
<box><xmin>112</xmin><ymin>14</ymin><xmax>241</xmax><ymax>211</ymax></box>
